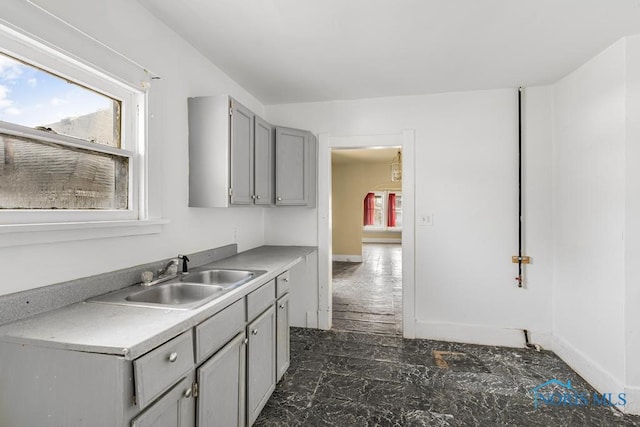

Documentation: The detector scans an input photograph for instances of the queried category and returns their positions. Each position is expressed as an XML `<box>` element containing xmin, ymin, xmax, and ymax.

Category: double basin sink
<box><xmin>88</xmin><ymin>269</ymin><xmax>266</xmax><ymax>310</ymax></box>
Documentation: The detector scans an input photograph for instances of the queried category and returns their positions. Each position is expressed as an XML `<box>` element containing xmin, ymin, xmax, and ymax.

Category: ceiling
<box><xmin>332</xmin><ymin>148</ymin><xmax>400</xmax><ymax>164</ymax></box>
<box><xmin>139</xmin><ymin>0</ymin><xmax>640</xmax><ymax>105</ymax></box>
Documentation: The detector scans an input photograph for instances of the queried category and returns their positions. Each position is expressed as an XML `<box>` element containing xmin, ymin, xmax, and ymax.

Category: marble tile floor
<box><xmin>332</xmin><ymin>243</ymin><xmax>403</xmax><ymax>336</ymax></box>
<box><xmin>255</xmin><ymin>328</ymin><xmax>640</xmax><ymax>426</ymax></box>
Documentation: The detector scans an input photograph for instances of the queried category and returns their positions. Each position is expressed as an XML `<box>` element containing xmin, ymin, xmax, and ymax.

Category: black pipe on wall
<box><xmin>517</xmin><ymin>87</ymin><xmax>523</xmax><ymax>288</ymax></box>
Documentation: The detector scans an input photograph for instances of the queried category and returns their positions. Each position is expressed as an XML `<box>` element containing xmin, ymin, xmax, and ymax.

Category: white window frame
<box><xmin>0</xmin><ymin>25</ymin><xmax>146</xmax><ymax>226</ymax></box>
<box><xmin>363</xmin><ymin>190</ymin><xmax>402</xmax><ymax>232</ymax></box>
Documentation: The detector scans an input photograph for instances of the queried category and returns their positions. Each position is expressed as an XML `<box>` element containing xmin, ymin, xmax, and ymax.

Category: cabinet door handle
<box><xmin>168</xmin><ymin>352</ymin><xmax>178</xmax><ymax>363</ymax></box>
<box><xmin>252</xmin><ymin>329</ymin><xmax>258</xmax><ymax>335</ymax></box>
<box><xmin>244</xmin><ymin>338</ymin><xmax>249</xmax><ymax>345</ymax></box>
<box><xmin>282</xmin><ymin>278</ymin><xmax>289</xmax><ymax>283</ymax></box>
<box><xmin>256</xmin><ymin>195</ymin><xmax>261</xmax><ymax>200</ymax></box>
<box><xmin>279</xmin><ymin>304</ymin><xmax>285</xmax><ymax>309</ymax></box>
<box><xmin>184</xmin><ymin>387</ymin><xmax>192</xmax><ymax>398</ymax></box>
<box><xmin>277</xmin><ymin>196</ymin><xmax>282</xmax><ymax>201</ymax></box>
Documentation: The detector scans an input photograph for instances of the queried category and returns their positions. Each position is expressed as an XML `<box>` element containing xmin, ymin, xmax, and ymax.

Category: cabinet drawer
<box><xmin>276</xmin><ymin>271</ymin><xmax>290</xmax><ymax>297</ymax></box>
<box><xmin>247</xmin><ymin>279</ymin><xmax>275</xmax><ymax>320</ymax></box>
<box><xmin>195</xmin><ymin>299</ymin><xmax>245</xmax><ymax>363</ymax></box>
<box><xmin>134</xmin><ymin>330</ymin><xmax>195</xmax><ymax>409</ymax></box>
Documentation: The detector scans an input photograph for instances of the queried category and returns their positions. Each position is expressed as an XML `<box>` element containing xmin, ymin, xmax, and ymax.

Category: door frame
<box><xmin>317</xmin><ymin>130</ymin><xmax>416</xmax><ymax>338</ymax></box>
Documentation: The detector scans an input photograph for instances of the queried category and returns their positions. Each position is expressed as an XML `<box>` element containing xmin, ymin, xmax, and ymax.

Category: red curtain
<box><xmin>387</xmin><ymin>193</ymin><xmax>397</xmax><ymax>227</ymax></box>
<box><xmin>363</xmin><ymin>193</ymin><xmax>375</xmax><ymax>225</ymax></box>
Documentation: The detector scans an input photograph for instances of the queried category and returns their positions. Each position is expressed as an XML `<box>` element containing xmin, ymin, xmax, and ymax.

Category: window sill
<box><xmin>0</xmin><ymin>219</ymin><xmax>169</xmax><ymax>248</ymax></box>
<box><xmin>362</xmin><ymin>227</ymin><xmax>403</xmax><ymax>233</ymax></box>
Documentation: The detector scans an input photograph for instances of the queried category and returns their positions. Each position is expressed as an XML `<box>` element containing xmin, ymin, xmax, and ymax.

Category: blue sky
<box><xmin>0</xmin><ymin>53</ymin><xmax>112</xmax><ymax>128</ymax></box>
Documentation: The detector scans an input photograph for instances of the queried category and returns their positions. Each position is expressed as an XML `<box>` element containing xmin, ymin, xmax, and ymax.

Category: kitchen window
<box><xmin>363</xmin><ymin>191</ymin><xmax>402</xmax><ymax>231</ymax></box>
<box><xmin>0</xmin><ymin>28</ymin><xmax>146</xmax><ymax>227</ymax></box>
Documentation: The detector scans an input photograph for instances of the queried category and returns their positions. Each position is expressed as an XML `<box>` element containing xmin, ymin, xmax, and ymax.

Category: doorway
<box><xmin>330</xmin><ymin>147</ymin><xmax>403</xmax><ymax>335</ymax></box>
<box><xmin>316</xmin><ymin>131</ymin><xmax>416</xmax><ymax>338</ymax></box>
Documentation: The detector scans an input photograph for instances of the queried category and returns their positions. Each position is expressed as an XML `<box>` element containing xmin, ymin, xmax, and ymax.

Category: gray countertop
<box><xmin>0</xmin><ymin>245</ymin><xmax>316</xmax><ymax>360</ymax></box>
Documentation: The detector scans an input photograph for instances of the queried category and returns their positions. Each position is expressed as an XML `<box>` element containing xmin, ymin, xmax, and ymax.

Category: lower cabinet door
<box><xmin>197</xmin><ymin>332</ymin><xmax>247</xmax><ymax>427</ymax></box>
<box><xmin>131</xmin><ymin>376</ymin><xmax>196</xmax><ymax>427</ymax></box>
<box><xmin>276</xmin><ymin>293</ymin><xmax>290</xmax><ymax>382</ymax></box>
<box><xmin>247</xmin><ymin>305</ymin><xmax>276</xmax><ymax>426</ymax></box>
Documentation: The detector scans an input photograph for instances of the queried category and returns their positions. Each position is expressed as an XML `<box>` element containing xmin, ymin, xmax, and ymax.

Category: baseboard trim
<box><xmin>414</xmin><ymin>320</ymin><xmax>553</xmax><ymax>349</ymax></box>
<box><xmin>551</xmin><ymin>334</ymin><xmax>626</xmax><ymax>405</ymax></box>
<box><xmin>362</xmin><ymin>238</ymin><xmax>402</xmax><ymax>243</ymax></box>
<box><xmin>332</xmin><ymin>254</ymin><xmax>363</xmax><ymax>262</ymax></box>
<box><xmin>624</xmin><ymin>386</ymin><xmax>640</xmax><ymax>415</ymax></box>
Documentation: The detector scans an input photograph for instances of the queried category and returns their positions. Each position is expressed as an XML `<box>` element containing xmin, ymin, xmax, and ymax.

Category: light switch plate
<box><xmin>418</xmin><ymin>213</ymin><xmax>433</xmax><ymax>226</ymax></box>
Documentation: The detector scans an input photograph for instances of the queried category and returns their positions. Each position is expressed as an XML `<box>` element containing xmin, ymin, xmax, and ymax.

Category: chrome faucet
<box><xmin>141</xmin><ymin>258</ymin><xmax>180</xmax><ymax>287</ymax></box>
<box><xmin>158</xmin><ymin>258</ymin><xmax>179</xmax><ymax>277</ymax></box>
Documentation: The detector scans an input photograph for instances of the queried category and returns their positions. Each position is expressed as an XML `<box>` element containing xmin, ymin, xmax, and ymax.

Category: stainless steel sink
<box><xmin>181</xmin><ymin>269</ymin><xmax>257</xmax><ymax>288</ymax></box>
<box><xmin>88</xmin><ymin>281</ymin><xmax>225</xmax><ymax>310</ymax></box>
<box><xmin>125</xmin><ymin>283</ymin><xmax>224</xmax><ymax>305</ymax></box>
<box><xmin>87</xmin><ymin>268</ymin><xmax>265</xmax><ymax>310</ymax></box>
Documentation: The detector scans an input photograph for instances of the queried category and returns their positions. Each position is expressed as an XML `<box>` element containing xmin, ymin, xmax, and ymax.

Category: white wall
<box><xmin>551</xmin><ymin>38</ymin><xmax>627</xmax><ymax>394</ymax></box>
<box><xmin>266</xmin><ymin>88</ymin><xmax>554</xmax><ymax>347</ymax></box>
<box><xmin>0</xmin><ymin>0</ymin><xmax>268</xmax><ymax>296</ymax></box>
<box><xmin>625</xmin><ymin>35</ymin><xmax>640</xmax><ymax>413</ymax></box>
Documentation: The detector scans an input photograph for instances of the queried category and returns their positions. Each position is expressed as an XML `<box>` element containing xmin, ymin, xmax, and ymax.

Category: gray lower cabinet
<box><xmin>0</xmin><ymin>273</ymin><xmax>291</xmax><ymax>427</ymax></box>
<box><xmin>247</xmin><ymin>305</ymin><xmax>277</xmax><ymax>426</ymax></box>
<box><xmin>131</xmin><ymin>375</ymin><xmax>196</xmax><ymax>427</ymax></box>
<box><xmin>276</xmin><ymin>293</ymin><xmax>290</xmax><ymax>382</ymax></box>
<box><xmin>197</xmin><ymin>332</ymin><xmax>246</xmax><ymax>427</ymax></box>
<box><xmin>275</xmin><ymin>127</ymin><xmax>316</xmax><ymax>207</ymax></box>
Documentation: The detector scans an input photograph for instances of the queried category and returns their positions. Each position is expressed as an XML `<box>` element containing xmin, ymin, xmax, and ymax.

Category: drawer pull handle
<box><xmin>168</xmin><ymin>352</ymin><xmax>178</xmax><ymax>363</ymax></box>
<box><xmin>252</xmin><ymin>329</ymin><xmax>258</xmax><ymax>335</ymax></box>
<box><xmin>184</xmin><ymin>387</ymin><xmax>192</xmax><ymax>398</ymax></box>
<box><xmin>279</xmin><ymin>304</ymin><xmax>285</xmax><ymax>309</ymax></box>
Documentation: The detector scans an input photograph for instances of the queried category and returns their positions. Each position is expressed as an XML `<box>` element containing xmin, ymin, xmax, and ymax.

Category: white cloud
<box><xmin>0</xmin><ymin>56</ymin><xmax>24</xmax><ymax>80</ymax></box>
<box><xmin>50</xmin><ymin>97</ymin><xmax>68</xmax><ymax>107</ymax></box>
<box><xmin>4</xmin><ymin>107</ymin><xmax>21</xmax><ymax>116</ymax></box>
<box><xmin>27</xmin><ymin>78</ymin><xmax>37</xmax><ymax>88</ymax></box>
<box><xmin>0</xmin><ymin>84</ymin><xmax>13</xmax><ymax>108</ymax></box>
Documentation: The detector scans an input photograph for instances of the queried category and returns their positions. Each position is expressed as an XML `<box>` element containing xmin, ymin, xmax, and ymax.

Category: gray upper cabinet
<box><xmin>254</xmin><ymin>116</ymin><xmax>274</xmax><ymax>205</ymax></box>
<box><xmin>188</xmin><ymin>95</ymin><xmax>231</xmax><ymax>208</ymax></box>
<box><xmin>275</xmin><ymin>127</ymin><xmax>317</xmax><ymax>207</ymax></box>
<box><xmin>188</xmin><ymin>95</ymin><xmax>274</xmax><ymax>207</ymax></box>
<box><xmin>189</xmin><ymin>95</ymin><xmax>315</xmax><ymax>208</ymax></box>
<box><xmin>230</xmin><ymin>99</ymin><xmax>255</xmax><ymax>205</ymax></box>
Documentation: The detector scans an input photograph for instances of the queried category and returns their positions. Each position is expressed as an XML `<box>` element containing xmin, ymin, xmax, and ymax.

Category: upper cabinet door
<box><xmin>254</xmin><ymin>116</ymin><xmax>273</xmax><ymax>205</ymax></box>
<box><xmin>275</xmin><ymin>127</ymin><xmax>315</xmax><ymax>206</ymax></box>
<box><xmin>230</xmin><ymin>99</ymin><xmax>254</xmax><ymax>205</ymax></box>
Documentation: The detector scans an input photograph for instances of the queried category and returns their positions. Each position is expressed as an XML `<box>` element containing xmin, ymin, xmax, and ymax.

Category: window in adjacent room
<box><xmin>363</xmin><ymin>191</ymin><xmax>402</xmax><ymax>231</ymax></box>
